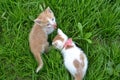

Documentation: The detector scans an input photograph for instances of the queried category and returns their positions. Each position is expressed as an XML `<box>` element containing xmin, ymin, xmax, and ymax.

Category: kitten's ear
<box><xmin>46</xmin><ymin>7</ymin><xmax>50</xmax><ymax>10</ymax></box>
<box><xmin>58</xmin><ymin>28</ymin><xmax>68</xmax><ymax>40</ymax></box>
<box><xmin>34</xmin><ymin>19</ymin><xmax>41</xmax><ymax>24</ymax></box>
<box><xmin>57</xmin><ymin>28</ymin><xmax>63</xmax><ymax>35</ymax></box>
<box><xmin>46</xmin><ymin>7</ymin><xmax>52</xmax><ymax>13</ymax></box>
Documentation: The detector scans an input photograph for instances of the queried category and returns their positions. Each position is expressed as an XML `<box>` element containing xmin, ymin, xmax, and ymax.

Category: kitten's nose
<box><xmin>53</xmin><ymin>23</ymin><xmax>57</xmax><ymax>29</ymax></box>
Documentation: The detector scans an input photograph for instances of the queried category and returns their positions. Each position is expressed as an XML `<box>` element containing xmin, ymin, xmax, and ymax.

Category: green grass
<box><xmin>0</xmin><ymin>0</ymin><xmax>120</xmax><ymax>80</ymax></box>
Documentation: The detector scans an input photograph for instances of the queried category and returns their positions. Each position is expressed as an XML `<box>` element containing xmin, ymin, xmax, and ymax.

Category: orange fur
<box><xmin>73</xmin><ymin>59</ymin><xmax>83</xmax><ymax>80</ymax></box>
<box><xmin>29</xmin><ymin>7</ymin><xmax>56</xmax><ymax>73</ymax></box>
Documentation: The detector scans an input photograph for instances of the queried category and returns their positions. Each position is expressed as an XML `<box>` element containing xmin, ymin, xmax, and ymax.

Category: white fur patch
<box><xmin>46</xmin><ymin>27</ymin><xmax>54</xmax><ymax>34</ymax></box>
<box><xmin>53</xmin><ymin>40</ymin><xmax>64</xmax><ymax>50</ymax></box>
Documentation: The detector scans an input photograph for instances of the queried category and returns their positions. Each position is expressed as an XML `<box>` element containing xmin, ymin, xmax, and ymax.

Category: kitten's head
<box><xmin>52</xmin><ymin>28</ymin><xmax>68</xmax><ymax>50</ymax></box>
<box><xmin>34</xmin><ymin>7</ymin><xmax>57</xmax><ymax>34</ymax></box>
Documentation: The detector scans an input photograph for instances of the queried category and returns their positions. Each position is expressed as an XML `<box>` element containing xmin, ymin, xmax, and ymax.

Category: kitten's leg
<box><xmin>44</xmin><ymin>42</ymin><xmax>49</xmax><ymax>53</ymax></box>
<box><xmin>33</xmin><ymin>52</ymin><xmax>43</xmax><ymax>73</ymax></box>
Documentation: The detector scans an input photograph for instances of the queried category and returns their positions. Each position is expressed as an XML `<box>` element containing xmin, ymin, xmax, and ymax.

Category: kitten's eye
<box><xmin>52</xmin><ymin>18</ymin><xmax>54</xmax><ymax>21</ymax></box>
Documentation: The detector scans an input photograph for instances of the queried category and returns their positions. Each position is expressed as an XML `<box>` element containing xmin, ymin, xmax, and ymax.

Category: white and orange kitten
<box><xmin>29</xmin><ymin>7</ymin><xmax>57</xmax><ymax>73</ymax></box>
<box><xmin>52</xmin><ymin>28</ymin><xmax>88</xmax><ymax>80</ymax></box>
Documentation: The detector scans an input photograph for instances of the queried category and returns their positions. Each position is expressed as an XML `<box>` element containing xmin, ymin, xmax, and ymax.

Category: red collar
<box><xmin>63</xmin><ymin>38</ymin><xmax>73</xmax><ymax>49</ymax></box>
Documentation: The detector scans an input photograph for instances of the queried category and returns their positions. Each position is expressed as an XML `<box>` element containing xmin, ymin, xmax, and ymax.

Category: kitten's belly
<box><xmin>64</xmin><ymin>57</ymin><xmax>77</xmax><ymax>77</ymax></box>
<box><xmin>63</xmin><ymin>47</ymin><xmax>87</xmax><ymax>77</ymax></box>
<box><xmin>63</xmin><ymin>48</ymin><xmax>88</xmax><ymax>78</ymax></box>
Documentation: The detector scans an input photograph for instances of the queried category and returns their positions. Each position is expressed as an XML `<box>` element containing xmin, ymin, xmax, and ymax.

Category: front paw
<box><xmin>44</xmin><ymin>46</ymin><xmax>50</xmax><ymax>53</ymax></box>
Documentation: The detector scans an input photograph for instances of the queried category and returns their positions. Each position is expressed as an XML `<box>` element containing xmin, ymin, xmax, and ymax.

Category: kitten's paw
<box><xmin>44</xmin><ymin>46</ymin><xmax>51</xmax><ymax>53</ymax></box>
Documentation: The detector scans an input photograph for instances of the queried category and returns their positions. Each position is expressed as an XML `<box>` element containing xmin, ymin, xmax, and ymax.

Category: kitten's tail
<box><xmin>75</xmin><ymin>66</ymin><xmax>83</xmax><ymax>80</ymax></box>
<box><xmin>75</xmin><ymin>74</ymin><xmax>82</xmax><ymax>80</ymax></box>
<box><xmin>34</xmin><ymin>52</ymin><xmax>43</xmax><ymax>73</ymax></box>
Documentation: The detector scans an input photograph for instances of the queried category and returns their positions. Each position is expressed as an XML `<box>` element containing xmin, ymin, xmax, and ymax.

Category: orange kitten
<box><xmin>29</xmin><ymin>7</ymin><xmax>57</xmax><ymax>73</ymax></box>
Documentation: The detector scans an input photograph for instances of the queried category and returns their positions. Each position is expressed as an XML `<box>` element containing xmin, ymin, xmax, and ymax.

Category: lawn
<box><xmin>0</xmin><ymin>0</ymin><xmax>120</xmax><ymax>80</ymax></box>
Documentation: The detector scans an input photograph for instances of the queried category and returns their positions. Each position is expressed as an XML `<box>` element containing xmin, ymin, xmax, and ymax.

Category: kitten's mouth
<box><xmin>53</xmin><ymin>23</ymin><xmax>57</xmax><ymax>29</ymax></box>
